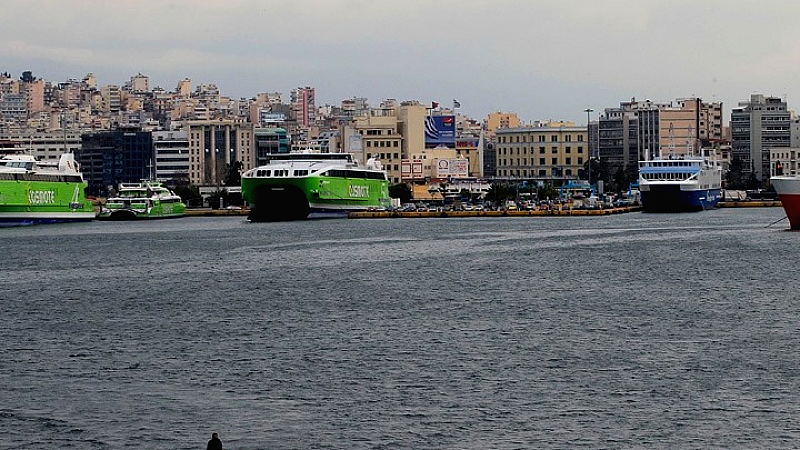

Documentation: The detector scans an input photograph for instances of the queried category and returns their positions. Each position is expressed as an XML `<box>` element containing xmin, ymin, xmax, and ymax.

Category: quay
<box><xmin>181</xmin><ymin>201</ymin><xmax>780</xmax><ymax>219</ymax></box>
<box><xmin>185</xmin><ymin>208</ymin><xmax>248</xmax><ymax>216</ymax></box>
<box><xmin>718</xmin><ymin>200</ymin><xmax>782</xmax><ymax>208</ymax></box>
<box><xmin>349</xmin><ymin>206</ymin><xmax>642</xmax><ymax>219</ymax></box>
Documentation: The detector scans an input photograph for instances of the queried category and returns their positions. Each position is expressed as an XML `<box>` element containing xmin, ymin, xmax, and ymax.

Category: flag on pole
<box><xmin>431</xmin><ymin>101</ymin><xmax>439</xmax><ymax>109</ymax></box>
<box><xmin>453</xmin><ymin>99</ymin><xmax>461</xmax><ymax>108</ymax></box>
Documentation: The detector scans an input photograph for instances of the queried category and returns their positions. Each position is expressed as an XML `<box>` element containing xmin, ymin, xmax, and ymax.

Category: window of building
<box><xmin>578</xmin><ymin>146</ymin><xmax>583</xmax><ymax>153</ymax></box>
<box><xmin>552</xmin><ymin>158</ymin><xmax>558</xmax><ymax>164</ymax></box>
<box><xmin>539</xmin><ymin>158</ymin><xmax>545</xmax><ymax>165</ymax></box>
<box><xmin>566</xmin><ymin>158</ymin><xmax>571</xmax><ymax>165</ymax></box>
<box><xmin>539</xmin><ymin>147</ymin><xmax>545</xmax><ymax>154</ymax></box>
<box><xmin>565</xmin><ymin>135</ymin><xmax>572</xmax><ymax>142</ymax></box>
<box><xmin>566</xmin><ymin>146</ymin><xmax>571</xmax><ymax>153</ymax></box>
<box><xmin>551</xmin><ymin>135</ymin><xmax>557</xmax><ymax>142</ymax></box>
<box><xmin>539</xmin><ymin>135</ymin><xmax>545</xmax><ymax>142</ymax></box>
<box><xmin>552</xmin><ymin>147</ymin><xmax>558</xmax><ymax>153</ymax></box>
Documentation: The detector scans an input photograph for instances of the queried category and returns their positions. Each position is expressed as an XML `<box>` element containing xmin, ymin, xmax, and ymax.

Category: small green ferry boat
<box><xmin>99</xmin><ymin>181</ymin><xmax>186</xmax><ymax>220</ymax></box>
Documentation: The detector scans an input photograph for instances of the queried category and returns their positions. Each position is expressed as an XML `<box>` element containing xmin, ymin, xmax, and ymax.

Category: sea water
<box><xmin>2</xmin><ymin>208</ymin><xmax>800</xmax><ymax>449</ymax></box>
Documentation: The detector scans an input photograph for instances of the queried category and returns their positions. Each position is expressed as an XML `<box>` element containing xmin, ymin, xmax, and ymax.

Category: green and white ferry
<box><xmin>0</xmin><ymin>152</ymin><xmax>96</xmax><ymax>226</ymax></box>
<box><xmin>241</xmin><ymin>152</ymin><xmax>390</xmax><ymax>221</ymax></box>
<box><xmin>99</xmin><ymin>181</ymin><xmax>186</xmax><ymax>220</ymax></box>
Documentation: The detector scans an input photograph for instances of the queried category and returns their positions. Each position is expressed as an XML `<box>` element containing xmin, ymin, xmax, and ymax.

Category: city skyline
<box><xmin>3</xmin><ymin>1</ymin><xmax>799</xmax><ymax>123</ymax></box>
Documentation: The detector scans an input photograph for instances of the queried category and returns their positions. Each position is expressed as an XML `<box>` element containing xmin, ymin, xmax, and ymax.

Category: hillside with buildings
<box><xmin>1</xmin><ymin>70</ymin><xmax>795</xmax><ymax>203</ymax></box>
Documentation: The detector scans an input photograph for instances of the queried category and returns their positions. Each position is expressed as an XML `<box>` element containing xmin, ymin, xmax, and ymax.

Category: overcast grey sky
<box><xmin>2</xmin><ymin>1</ymin><xmax>798</xmax><ymax>123</ymax></box>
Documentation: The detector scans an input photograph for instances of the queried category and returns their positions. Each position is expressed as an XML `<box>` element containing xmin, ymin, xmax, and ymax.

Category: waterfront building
<box><xmin>187</xmin><ymin>120</ymin><xmax>254</xmax><ymax>186</ymax></box>
<box><xmin>153</xmin><ymin>130</ymin><xmax>190</xmax><ymax>183</ymax></box>
<box><xmin>731</xmin><ymin>94</ymin><xmax>791</xmax><ymax>186</ymax></box>
<box><xmin>597</xmin><ymin>97</ymin><xmax>723</xmax><ymax>176</ymax></box>
<box><xmin>771</xmin><ymin>147</ymin><xmax>800</xmax><ymax>177</ymax></box>
<box><xmin>495</xmin><ymin>120</ymin><xmax>587</xmax><ymax>180</ymax></box>
<box><xmin>78</xmin><ymin>127</ymin><xmax>154</xmax><ymax>196</ymax></box>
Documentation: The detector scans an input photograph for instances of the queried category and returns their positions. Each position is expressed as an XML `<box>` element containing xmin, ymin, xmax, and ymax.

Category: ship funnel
<box><xmin>58</xmin><ymin>153</ymin><xmax>79</xmax><ymax>173</ymax></box>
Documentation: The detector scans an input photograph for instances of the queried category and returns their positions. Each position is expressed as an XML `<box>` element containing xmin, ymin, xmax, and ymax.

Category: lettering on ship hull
<box><xmin>349</xmin><ymin>185</ymin><xmax>369</xmax><ymax>198</ymax></box>
<box><xmin>29</xmin><ymin>190</ymin><xmax>56</xmax><ymax>204</ymax></box>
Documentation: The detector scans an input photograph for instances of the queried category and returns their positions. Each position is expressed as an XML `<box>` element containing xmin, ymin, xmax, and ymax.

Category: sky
<box><xmin>2</xmin><ymin>1</ymin><xmax>799</xmax><ymax>124</ymax></box>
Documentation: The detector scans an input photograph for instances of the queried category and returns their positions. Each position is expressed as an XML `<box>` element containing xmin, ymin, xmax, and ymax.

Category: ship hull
<box><xmin>0</xmin><ymin>179</ymin><xmax>95</xmax><ymax>226</ymax></box>
<box><xmin>771</xmin><ymin>176</ymin><xmax>800</xmax><ymax>230</ymax></box>
<box><xmin>640</xmin><ymin>184</ymin><xmax>721</xmax><ymax>213</ymax></box>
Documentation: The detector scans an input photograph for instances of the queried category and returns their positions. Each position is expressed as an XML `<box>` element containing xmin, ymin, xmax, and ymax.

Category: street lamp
<box><xmin>584</xmin><ymin>108</ymin><xmax>593</xmax><ymax>193</ymax></box>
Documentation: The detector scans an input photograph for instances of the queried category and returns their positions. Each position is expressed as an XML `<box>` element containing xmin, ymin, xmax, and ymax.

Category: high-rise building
<box><xmin>731</xmin><ymin>94</ymin><xmax>790</xmax><ymax>186</ymax></box>
<box><xmin>290</xmin><ymin>87</ymin><xmax>315</xmax><ymax>128</ymax></box>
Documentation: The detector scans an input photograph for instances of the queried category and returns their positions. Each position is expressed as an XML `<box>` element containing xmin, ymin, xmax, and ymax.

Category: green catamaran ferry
<box><xmin>98</xmin><ymin>181</ymin><xmax>186</xmax><ymax>220</ymax></box>
<box><xmin>0</xmin><ymin>153</ymin><xmax>96</xmax><ymax>226</ymax></box>
<box><xmin>241</xmin><ymin>152</ymin><xmax>390</xmax><ymax>221</ymax></box>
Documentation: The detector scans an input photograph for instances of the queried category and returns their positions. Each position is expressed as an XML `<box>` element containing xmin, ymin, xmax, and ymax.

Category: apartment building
<box><xmin>291</xmin><ymin>86</ymin><xmax>315</xmax><ymax>128</ymax></box>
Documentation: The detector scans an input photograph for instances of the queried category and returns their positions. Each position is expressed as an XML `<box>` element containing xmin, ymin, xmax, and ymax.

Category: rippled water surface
<box><xmin>2</xmin><ymin>208</ymin><xmax>800</xmax><ymax>449</ymax></box>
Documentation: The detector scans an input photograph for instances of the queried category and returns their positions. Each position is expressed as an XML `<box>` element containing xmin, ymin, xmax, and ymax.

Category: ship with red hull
<box><xmin>771</xmin><ymin>176</ymin><xmax>800</xmax><ymax>230</ymax></box>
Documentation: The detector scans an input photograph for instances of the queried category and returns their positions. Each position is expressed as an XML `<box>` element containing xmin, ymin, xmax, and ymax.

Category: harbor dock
<box><xmin>182</xmin><ymin>200</ymin><xmax>779</xmax><ymax>219</ymax></box>
<box><xmin>349</xmin><ymin>206</ymin><xmax>642</xmax><ymax>219</ymax></box>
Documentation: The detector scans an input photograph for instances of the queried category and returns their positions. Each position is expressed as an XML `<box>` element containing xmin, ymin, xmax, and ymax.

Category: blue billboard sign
<box><xmin>425</xmin><ymin>115</ymin><xmax>456</xmax><ymax>148</ymax></box>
